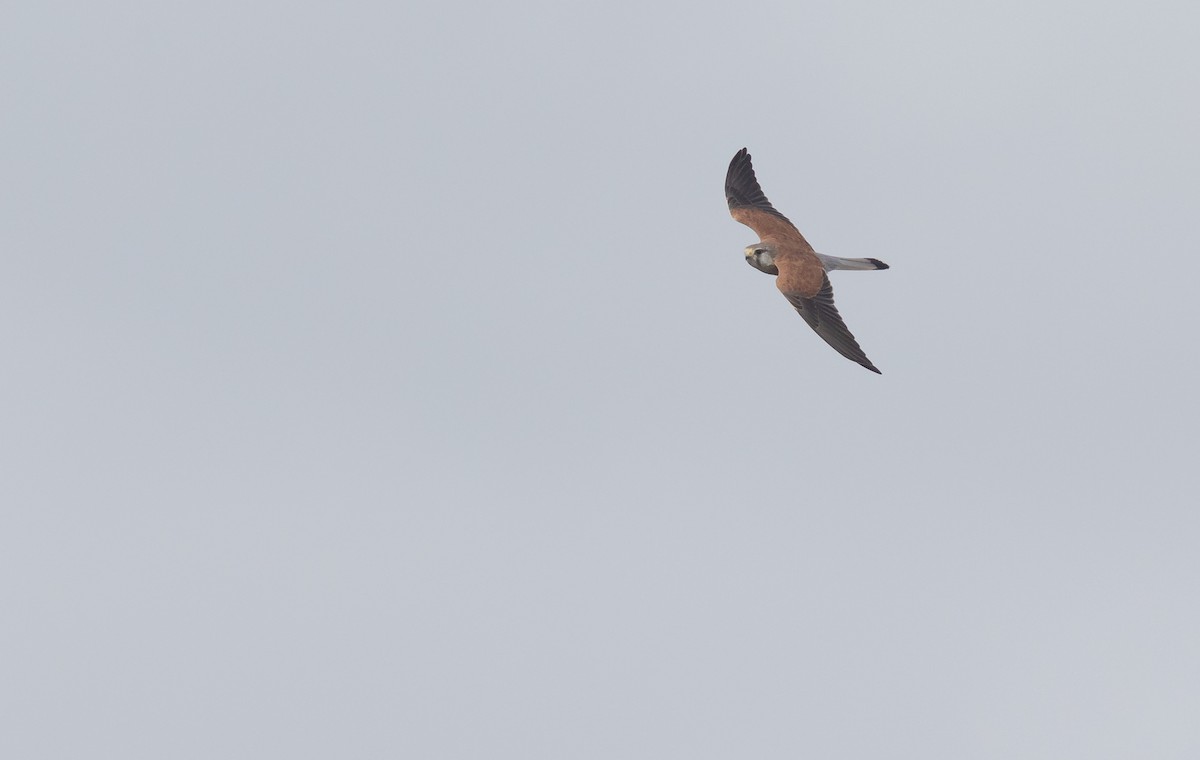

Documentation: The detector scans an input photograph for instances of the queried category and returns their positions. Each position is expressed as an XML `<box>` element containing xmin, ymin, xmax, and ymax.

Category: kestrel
<box><xmin>726</xmin><ymin>148</ymin><xmax>888</xmax><ymax>374</ymax></box>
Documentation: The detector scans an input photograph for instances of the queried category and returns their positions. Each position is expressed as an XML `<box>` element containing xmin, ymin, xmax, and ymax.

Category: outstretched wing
<box><xmin>725</xmin><ymin>148</ymin><xmax>809</xmax><ymax>245</ymax></box>
<box><xmin>778</xmin><ymin>272</ymin><xmax>881</xmax><ymax>374</ymax></box>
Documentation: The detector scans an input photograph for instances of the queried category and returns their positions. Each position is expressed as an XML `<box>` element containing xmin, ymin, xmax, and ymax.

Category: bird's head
<box><xmin>744</xmin><ymin>243</ymin><xmax>779</xmax><ymax>275</ymax></box>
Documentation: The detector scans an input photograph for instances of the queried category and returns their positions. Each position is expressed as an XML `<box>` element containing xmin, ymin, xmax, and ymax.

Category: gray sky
<box><xmin>4</xmin><ymin>1</ymin><xmax>1199</xmax><ymax>757</ymax></box>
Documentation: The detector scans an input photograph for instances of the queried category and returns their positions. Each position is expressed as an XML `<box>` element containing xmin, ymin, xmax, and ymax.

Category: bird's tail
<box><xmin>816</xmin><ymin>253</ymin><xmax>889</xmax><ymax>271</ymax></box>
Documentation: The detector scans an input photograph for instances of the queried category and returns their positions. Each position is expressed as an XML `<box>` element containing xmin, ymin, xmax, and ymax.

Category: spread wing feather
<box><xmin>725</xmin><ymin>148</ymin><xmax>811</xmax><ymax>246</ymax></box>
<box><xmin>780</xmin><ymin>273</ymin><xmax>882</xmax><ymax>374</ymax></box>
<box><xmin>725</xmin><ymin>148</ymin><xmax>792</xmax><ymax>223</ymax></box>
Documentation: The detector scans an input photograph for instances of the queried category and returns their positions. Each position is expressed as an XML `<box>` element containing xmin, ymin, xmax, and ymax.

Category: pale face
<box><xmin>744</xmin><ymin>243</ymin><xmax>776</xmax><ymax>270</ymax></box>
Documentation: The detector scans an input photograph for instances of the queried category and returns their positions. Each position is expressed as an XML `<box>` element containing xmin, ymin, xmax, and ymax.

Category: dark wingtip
<box><xmin>858</xmin><ymin>355</ymin><xmax>882</xmax><ymax>374</ymax></box>
<box><xmin>728</xmin><ymin>148</ymin><xmax>751</xmax><ymax>173</ymax></box>
<box><xmin>868</xmin><ymin>258</ymin><xmax>889</xmax><ymax>270</ymax></box>
<box><xmin>725</xmin><ymin>148</ymin><xmax>791</xmax><ymax>223</ymax></box>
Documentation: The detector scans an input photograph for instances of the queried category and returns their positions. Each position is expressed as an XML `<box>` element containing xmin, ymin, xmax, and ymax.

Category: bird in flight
<box><xmin>726</xmin><ymin>148</ymin><xmax>889</xmax><ymax>374</ymax></box>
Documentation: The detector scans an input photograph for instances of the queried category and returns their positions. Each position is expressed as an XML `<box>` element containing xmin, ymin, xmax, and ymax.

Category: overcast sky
<box><xmin>4</xmin><ymin>1</ymin><xmax>1199</xmax><ymax>758</ymax></box>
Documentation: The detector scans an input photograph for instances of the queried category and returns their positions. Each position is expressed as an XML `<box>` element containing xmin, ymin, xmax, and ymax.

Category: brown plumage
<box><xmin>726</xmin><ymin>148</ymin><xmax>886</xmax><ymax>374</ymax></box>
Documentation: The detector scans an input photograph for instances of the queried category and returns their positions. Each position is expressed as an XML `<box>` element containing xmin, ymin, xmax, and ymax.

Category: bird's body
<box><xmin>726</xmin><ymin>148</ymin><xmax>888</xmax><ymax>374</ymax></box>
